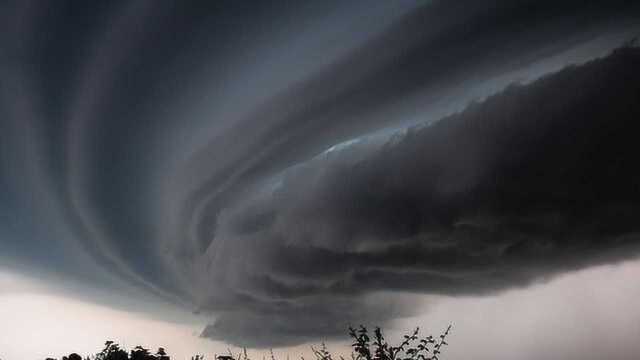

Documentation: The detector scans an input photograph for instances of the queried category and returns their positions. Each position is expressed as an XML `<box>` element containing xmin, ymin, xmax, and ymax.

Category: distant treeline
<box><xmin>43</xmin><ymin>325</ymin><xmax>451</xmax><ymax>360</ymax></box>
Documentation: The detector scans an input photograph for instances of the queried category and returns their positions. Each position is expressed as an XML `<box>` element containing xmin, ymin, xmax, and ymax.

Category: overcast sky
<box><xmin>1</xmin><ymin>1</ymin><xmax>640</xmax><ymax>359</ymax></box>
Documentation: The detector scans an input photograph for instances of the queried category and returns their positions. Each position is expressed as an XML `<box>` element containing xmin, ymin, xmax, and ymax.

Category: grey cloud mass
<box><xmin>1</xmin><ymin>0</ymin><xmax>640</xmax><ymax>350</ymax></box>
<box><xmin>198</xmin><ymin>47</ymin><xmax>640</xmax><ymax>346</ymax></box>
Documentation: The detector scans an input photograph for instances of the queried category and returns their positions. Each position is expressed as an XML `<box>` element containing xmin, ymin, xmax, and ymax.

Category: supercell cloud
<box><xmin>200</xmin><ymin>47</ymin><xmax>640</xmax><ymax>346</ymax></box>
<box><xmin>1</xmin><ymin>0</ymin><xmax>640</xmax><ymax>348</ymax></box>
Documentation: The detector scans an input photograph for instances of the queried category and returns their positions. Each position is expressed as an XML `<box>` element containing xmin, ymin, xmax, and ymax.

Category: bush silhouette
<box><xmin>345</xmin><ymin>325</ymin><xmax>451</xmax><ymax>360</ymax></box>
<box><xmin>62</xmin><ymin>354</ymin><xmax>83</xmax><ymax>360</ymax></box>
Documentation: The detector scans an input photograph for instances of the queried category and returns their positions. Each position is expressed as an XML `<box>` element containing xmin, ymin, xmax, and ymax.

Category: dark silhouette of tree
<box><xmin>156</xmin><ymin>348</ymin><xmax>170</xmax><ymax>360</ymax></box>
<box><xmin>96</xmin><ymin>341</ymin><xmax>129</xmax><ymax>360</ymax></box>
<box><xmin>62</xmin><ymin>354</ymin><xmax>82</xmax><ymax>360</ymax></box>
<box><xmin>130</xmin><ymin>346</ymin><xmax>155</xmax><ymax>360</ymax></box>
<box><xmin>346</xmin><ymin>325</ymin><xmax>451</xmax><ymax>360</ymax></box>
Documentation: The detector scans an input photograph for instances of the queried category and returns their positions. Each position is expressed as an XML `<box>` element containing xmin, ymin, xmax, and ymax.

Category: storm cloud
<box><xmin>1</xmin><ymin>0</ymin><xmax>640</xmax><ymax>349</ymax></box>
<box><xmin>198</xmin><ymin>47</ymin><xmax>640</xmax><ymax>346</ymax></box>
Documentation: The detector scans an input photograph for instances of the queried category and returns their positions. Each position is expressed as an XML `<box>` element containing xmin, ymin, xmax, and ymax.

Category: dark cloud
<box><xmin>201</xmin><ymin>293</ymin><xmax>419</xmax><ymax>348</ymax></box>
<box><xmin>179</xmin><ymin>0</ymin><xmax>640</xmax><ymax>256</ymax></box>
<box><xmin>1</xmin><ymin>0</ymin><xmax>640</xmax><ymax>350</ymax></box>
<box><xmin>199</xmin><ymin>46</ymin><xmax>640</xmax><ymax>346</ymax></box>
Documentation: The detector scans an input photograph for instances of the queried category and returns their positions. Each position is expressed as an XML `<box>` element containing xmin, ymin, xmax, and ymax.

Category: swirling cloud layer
<box><xmin>1</xmin><ymin>0</ymin><xmax>639</xmax><ymax>348</ymax></box>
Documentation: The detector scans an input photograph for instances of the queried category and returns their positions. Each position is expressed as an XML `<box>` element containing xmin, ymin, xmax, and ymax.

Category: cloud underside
<box><xmin>200</xmin><ymin>47</ymin><xmax>640</xmax><ymax>347</ymax></box>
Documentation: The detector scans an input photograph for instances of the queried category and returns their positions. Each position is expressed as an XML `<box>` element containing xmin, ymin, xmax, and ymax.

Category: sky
<box><xmin>1</xmin><ymin>0</ymin><xmax>640</xmax><ymax>359</ymax></box>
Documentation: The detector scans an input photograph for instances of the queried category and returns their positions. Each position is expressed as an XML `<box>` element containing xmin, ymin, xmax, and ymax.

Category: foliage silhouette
<box><xmin>346</xmin><ymin>325</ymin><xmax>451</xmax><ymax>360</ymax></box>
<box><xmin>43</xmin><ymin>325</ymin><xmax>452</xmax><ymax>360</ymax></box>
<box><xmin>96</xmin><ymin>341</ymin><xmax>128</xmax><ymax>360</ymax></box>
